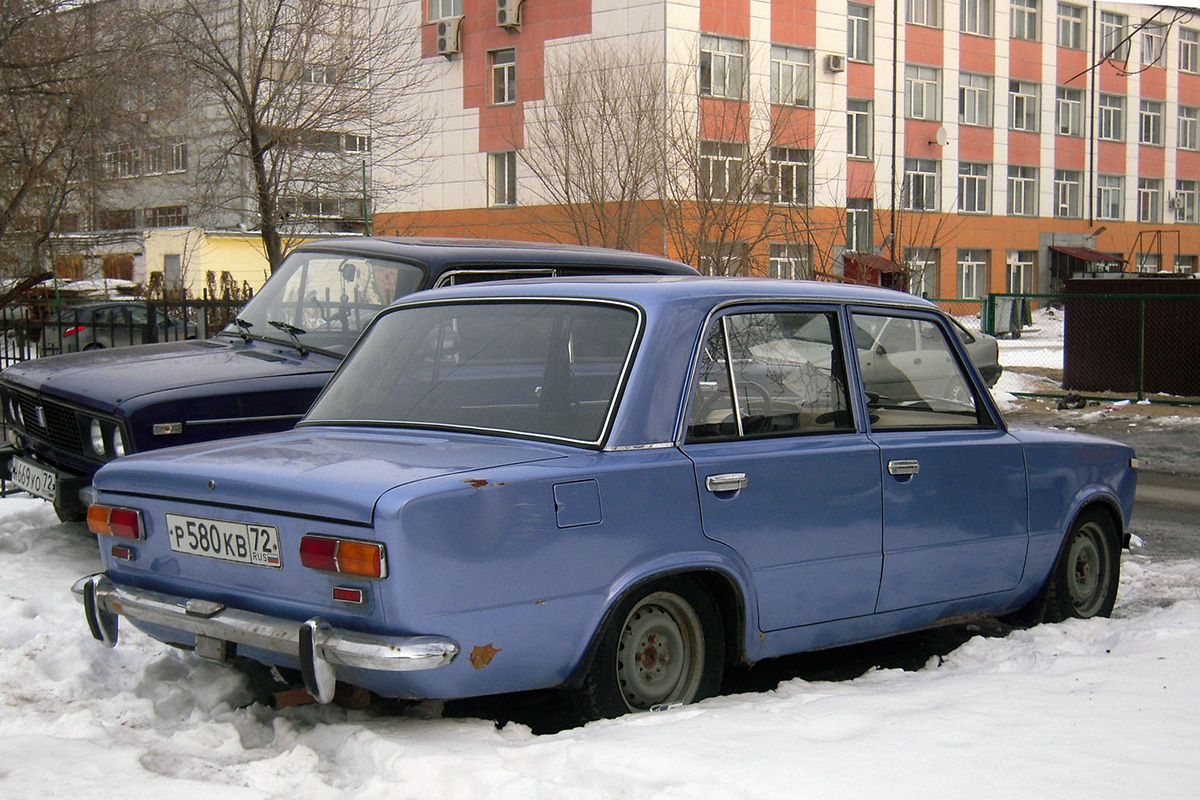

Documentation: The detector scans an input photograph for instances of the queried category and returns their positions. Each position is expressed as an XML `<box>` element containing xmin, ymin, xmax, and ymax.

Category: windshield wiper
<box><xmin>268</xmin><ymin>320</ymin><xmax>308</xmax><ymax>354</ymax></box>
<box><xmin>232</xmin><ymin>317</ymin><xmax>254</xmax><ymax>343</ymax></box>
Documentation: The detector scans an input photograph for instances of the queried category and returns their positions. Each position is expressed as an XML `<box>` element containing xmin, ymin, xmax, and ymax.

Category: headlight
<box><xmin>112</xmin><ymin>428</ymin><xmax>127</xmax><ymax>458</ymax></box>
<box><xmin>89</xmin><ymin>418</ymin><xmax>106</xmax><ymax>456</ymax></box>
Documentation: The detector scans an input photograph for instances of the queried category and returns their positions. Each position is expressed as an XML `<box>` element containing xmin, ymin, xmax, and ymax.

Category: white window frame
<box><xmin>846</xmin><ymin>199</ymin><xmax>873</xmax><ymax>253</ymax></box>
<box><xmin>427</xmin><ymin>0</ymin><xmax>462</xmax><ymax>23</ymax></box>
<box><xmin>848</xmin><ymin>5</ymin><xmax>873</xmax><ymax>63</ymax></box>
<box><xmin>904</xmin><ymin>247</ymin><xmax>939</xmax><ymax>297</ymax></box>
<box><xmin>1007</xmin><ymin>165</ymin><xmax>1038</xmax><ymax>216</ymax></box>
<box><xmin>958</xmin><ymin>162</ymin><xmax>990</xmax><ymax>214</ymax></box>
<box><xmin>1054</xmin><ymin>170</ymin><xmax>1082</xmax><ymax>218</ymax></box>
<box><xmin>902</xmin><ymin>158</ymin><xmax>940</xmax><ymax>212</ymax></box>
<box><xmin>1005</xmin><ymin>251</ymin><xmax>1036</xmax><ymax>294</ymax></box>
<box><xmin>1055</xmin><ymin>87</ymin><xmax>1084</xmax><ymax>137</ymax></box>
<box><xmin>700</xmin><ymin>140</ymin><xmax>745</xmax><ymax>201</ymax></box>
<box><xmin>1175</xmin><ymin>180</ymin><xmax>1198</xmax><ymax>223</ymax></box>
<box><xmin>1138</xmin><ymin>178</ymin><xmax>1162</xmax><ymax>223</ymax></box>
<box><xmin>770</xmin><ymin>46</ymin><xmax>813</xmax><ymax>107</ymax></box>
<box><xmin>905</xmin><ymin>65</ymin><xmax>942</xmax><ymax>122</ymax></box>
<box><xmin>490</xmin><ymin>150</ymin><xmax>517</xmax><ymax>207</ymax></box>
<box><xmin>1098</xmin><ymin>94</ymin><xmax>1125</xmax><ymax>141</ymax></box>
<box><xmin>344</xmin><ymin>134</ymin><xmax>371</xmax><ymax>154</ymax></box>
<box><xmin>116</xmin><ymin>143</ymin><xmax>141</xmax><ymax>179</ymax></box>
<box><xmin>143</xmin><ymin>140</ymin><xmax>164</xmax><ymax>176</ymax></box>
<box><xmin>1174</xmin><ymin>255</ymin><xmax>1197</xmax><ymax>274</ymax></box>
<box><xmin>907</xmin><ymin>0</ymin><xmax>941</xmax><ymax>29</ymax></box>
<box><xmin>768</xmin><ymin>243</ymin><xmax>811</xmax><ymax>280</ymax></box>
<box><xmin>847</xmin><ymin>99</ymin><xmax>873</xmax><ymax>158</ymax></box>
<box><xmin>770</xmin><ymin>147</ymin><xmax>811</xmax><ymax>206</ymax></box>
<box><xmin>1096</xmin><ymin>175</ymin><xmax>1124</xmax><ymax>220</ymax></box>
<box><xmin>1136</xmin><ymin>253</ymin><xmax>1161</xmax><ymax>274</ymax></box>
<box><xmin>1009</xmin><ymin>80</ymin><xmax>1039</xmax><ymax>132</ymax></box>
<box><xmin>956</xmin><ymin>249</ymin><xmax>988</xmax><ymax>299</ymax></box>
<box><xmin>491</xmin><ymin>49</ymin><xmax>516</xmax><ymax>106</ymax></box>
<box><xmin>1182</xmin><ymin>29</ymin><xmax>1200</xmax><ymax>74</ymax></box>
<box><xmin>700</xmin><ymin>35</ymin><xmax>746</xmax><ymax>100</ymax></box>
<box><xmin>1100</xmin><ymin>11</ymin><xmax>1129</xmax><ymax>60</ymax></box>
<box><xmin>959</xmin><ymin>73</ymin><xmax>992</xmax><ymax>127</ymax></box>
<box><xmin>960</xmin><ymin>0</ymin><xmax>991</xmax><ymax>37</ymax></box>
<box><xmin>1140</xmin><ymin>22</ymin><xmax>1165</xmax><ymax>66</ymax></box>
<box><xmin>1011</xmin><ymin>0</ymin><xmax>1039</xmax><ymax>41</ymax></box>
<box><xmin>1179</xmin><ymin>106</ymin><xmax>1199</xmax><ymax>151</ymax></box>
<box><xmin>1140</xmin><ymin>100</ymin><xmax>1164</xmax><ymax>146</ymax></box>
<box><xmin>1057</xmin><ymin>4</ymin><xmax>1085</xmax><ymax>50</ymax></box>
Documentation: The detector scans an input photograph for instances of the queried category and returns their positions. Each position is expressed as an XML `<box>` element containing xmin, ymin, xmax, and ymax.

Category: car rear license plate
<box><xmin>165</xmin><ymin>513</ymin><xmax>282</xmax><ymax>569</ymax></box>
<box><xmin>9</xmin><ymin>456</ymin><xmax>57</xmax><ymax>501</ymax></box>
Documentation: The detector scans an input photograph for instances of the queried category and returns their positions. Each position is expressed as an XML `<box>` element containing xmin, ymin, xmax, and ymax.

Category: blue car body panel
<box><xmin>80</xmin><ymin>277</ymin><xmax>1137</xmax><ymax>701</ymax></box>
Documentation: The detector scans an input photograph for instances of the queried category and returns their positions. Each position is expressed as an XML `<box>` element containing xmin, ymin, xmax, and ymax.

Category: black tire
<box><xmin>1043</xmin><ymin>509</ymin><xmax>1120</xmax><ymax>623</ymax></box>
<box><xmin>572</xmin><ymin>577</ymin><xmax>724</xmax><ymax>721</ymax></box>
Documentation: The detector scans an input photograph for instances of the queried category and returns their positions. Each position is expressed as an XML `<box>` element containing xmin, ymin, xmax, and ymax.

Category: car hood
<box><xmin>0</xmin><ymin>339</ymin><xmax>337</xmax><ymax>410</ymax></box>
<box><xmin>92</xmin><ymin>427</ymin><xmax>568</xmax><ymax>524</ymax></box>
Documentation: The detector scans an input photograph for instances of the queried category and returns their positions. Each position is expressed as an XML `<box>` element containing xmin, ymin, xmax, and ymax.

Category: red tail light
<box><xmin>88</xmin><ymin>504</ymin><xmax>144</xmax><ymax>539</ymax></box>
<box><xmin>63</xmin><ymin>325</ymin><xmax>86</xmax><ymax>337</ymax></box>
<box><xmin>299</xmin><ymin>535</ymin><xmax>386</xmax><ymax>578</ymax></box>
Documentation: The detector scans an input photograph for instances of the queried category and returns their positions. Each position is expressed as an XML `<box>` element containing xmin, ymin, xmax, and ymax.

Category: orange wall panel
<box><xmin>1008</xmin><ymin>39</ymin><xmax>1041</xmax><ymax>82</ymax></box>
<box><xmin>905</xmin><ymin>25</ymin><xmax>944</xmax><ymax>67</ymax></box>
<box><xmin>700</xmin><ymin>0</ymin><xmax>750</xmax><ymax>38</ymax></box>
<box><xmin>959</xmin><ymin>35</ymin><xmax>995</xmax><ymax>75</ymax></box>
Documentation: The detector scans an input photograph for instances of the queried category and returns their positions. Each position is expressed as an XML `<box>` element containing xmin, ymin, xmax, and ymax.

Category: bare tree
<box><xmin>144</xmin><ymin>0</ymin><xmax>430</xmax><ymax>270</ymax></box>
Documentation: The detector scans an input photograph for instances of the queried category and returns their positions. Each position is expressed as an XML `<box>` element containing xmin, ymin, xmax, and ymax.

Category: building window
<box><xmin>1140</xmin><ymin>100</ymin><xmax>1164</xmax><ymax>145</ymax></box>
<box><xmin>143</xmin><ymin>141</ymin><xmax>164</xmax><ymax>175</ymax></box>
<box><xmin>345</xmin><ymin>134</ymin><xmax>371</xmax><ymax>154</ymax></box>
<box><xmin>902</xmin><ymin>159</ymin><xmax>939</xmax><ymax>211</ymax></box>
<box><xmin>490</xmin><ymin>150</ymin><xmax>516</xmax><ymax>206</ymax></box>
<box><xmin>1098</xmin><ymin>94</ymin><xmax>1124</xmax><ymax>141</ymax></box>
<box><xmin>700</xmin><ymin>140</ymin><xmax>745</xmax><ymax>201</ymax></box>
<box><xmin>907</xmin><ymin>0</ymin><xmax>941</xmax><ymax>28</ymax></box>
<box><xmin>957</xmin><ymin>249</ymin><xmax>988</xmax><ymax>298</ymax></box>
<box><xmin>905</xmin><ymin>65</ymin><xmax>941</xmax><ymax>121</ymax></box>
<box><xmin>904</xmin><ymin>248</ymin><xmax>939</xmax><ymax>296</ymax></box>
<box><xmin>958</xmin><ymin>162</ymin><xmax>990</xmax><ymax>214</ymax></box>
<box><xmin>847</xmin><ymin>99</ymin><xmax>873</xmax><ymax>158</ymax></box>
<box><xmin>1096</xmin><ymin>175</ymin><xmax>1124</xmax><ymax>220</ymax></box>
<box><xmin>1054</xmin><ymin>170</ymin><xmax>1082</xmax><ymax>218</ymax></box>
<box><xmin>1175</xmin><ymin>180</ymin><xmax>1198</xmax><ymax>223</ymax></box>
<box><xmin>700</xmin><ymin>35</ymin><xmax>745</xmax><ymax>100</ymax></box>
<box><xmin>1175</xmin><ymin>255</ymin><xmax>1197</xmax><ymax>274</ymax></box>
<box><xmin>959</xmin><ymin>73</ymin><xmax>992</xmax><ymax>127</ymax></box>
<box><xmin>848</xmin><ymin>5</ymin><xmax>873</xmax><ymax>62</ymax></box>
<box><xmin>1006</xmin><ymin>251</ymin><xmax>1036</xmax><ymax>294</ymax></box>
<box><xmin>144</xmin><ymin>205</ymin><xmax>188</xmax><ymax>228</ymax></box>
<box><xmin>1055</xmin><ymin>87</ymin><xmax>1084</xmax><ymax>136</ymax></box>
<box><xmin>960</xmin><ymin>0</ymin><xmax>991</xmax><ymax>36</ymax></box>
<box><xmin>1138</xmin><ymin>178</ymin><xmax>1162</xmax><ymax>223</ymax></box>
<box><xmin>1182</xmin><ymin>29</ymin><xmax>1200</xmax><ymax>74</ymax></box>
<box><xmin>1099</xmin><ymin>12</ymin><xmax>1129</xmax><ymax>60</ymax></box>
<box><xmin>1179</xmin><ymin>106</ymin><xmax>1199</xmax><ymax>151</ymax></box>
<box><xmin>1136</xmin><ymin>253</ymin><xmax>1161</xmax><ymax>274</ymax></box>
<box><xmin>491</xmin><ymin>49</ymin><xmax>516</xmax><ymax>106</ymax></box>
<box><xmin>770</xmin><ymin>147</ymin><xmax>811</xmax><ymax>205</ymax></box>
<box><xmin>1011</xmin><ymin>0</ymin><xmax>1039</xmax><ymax>41</ymax></box>
<box><xmin>1007</xmin><ymin>165</ymin><xmax>1038</xmax><ymax>216</ymax></box>
<box><xmin>700</xmin><ymin>242</ymin><xmax>745</xmax><ymax>276</ymax></box>
<box><xmin>846</xmin><ymin>199</ymin><xmax>873</xmax><ymax>253</ymax></box>
<box><xmin>770</xmin><ymin>46</ymin><xmax>813</xmax><ymax>107</ymax></box>
<box><xmin>168</xmin><ymin>137</ymin><xmax>188</xmax><ymax>173</ymax></box>
<box><xmin>1140</xmin><ymin>23</ymin><xmax>1165</xmax><ymax>66</ymax></box>
<box><xmin>1009</xmin><ymin>80</ymin><xmax>1039</xmax><ymax>131</ymax></box>
<box><xmin>768</xmin><ymin>243</ymin><xmax>811</xmax><ymax>279</ymax></box>
<box><xmin>1057</xmin><ymin>4</ymin><xmax>1085</xmax><ymax>49</ymax></box>
<box><xmin>427</xmin><ymin>0</ymin><xmax>461</xmax><ymax>22</ymax></box>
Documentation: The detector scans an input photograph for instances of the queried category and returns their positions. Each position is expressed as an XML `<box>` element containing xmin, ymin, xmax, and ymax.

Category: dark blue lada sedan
<box><xmin>76</xmin><ymin>277</ymin><xmax>1137</xmax><ymax>720</ymax></box>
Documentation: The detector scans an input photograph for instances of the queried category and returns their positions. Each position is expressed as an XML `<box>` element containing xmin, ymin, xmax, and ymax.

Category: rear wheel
<box><xmin>572</xmin><ymin>578</ymin><xmax>724</xmax><ymax>720</ymax></box>
<box><xmin>1043</xmin><ymin>509</ymin><xmax>1120</xmax><ymax>622</ymax></box>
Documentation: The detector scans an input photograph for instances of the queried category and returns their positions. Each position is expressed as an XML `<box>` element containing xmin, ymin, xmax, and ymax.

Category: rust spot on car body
<box><xmin>464</xmin><ymin>479</ymin><xmax>489</xmax><ymax>489</ymax></box>
<box><xmin>469</xmin><ymin>643</ymin><xmax>501</xmax><ymax>669</ymax></box>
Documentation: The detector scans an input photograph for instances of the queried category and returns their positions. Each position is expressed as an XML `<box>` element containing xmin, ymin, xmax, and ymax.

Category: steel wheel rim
<box><xmin>616</xmin><ymin>591</ymin><xmax>705</xmax><ymax>711</ymax></box>
<box><xmin>1066</xmin><ymin>522</ymin><xmax>1109</xmax><ymax>617</ymax></box>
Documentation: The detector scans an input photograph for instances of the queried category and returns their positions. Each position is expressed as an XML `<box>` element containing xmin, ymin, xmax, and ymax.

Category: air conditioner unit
<box><xmin>436</xmin><ymin>16</ymin><xmax>462</xmax><ymax>55</ymax></box>
<box><xmin>497</xmin><ymin>0</ymin><xmax>523</xmax><ymax>28</ymax></box>
<box><xmin>758</xmin><ymin>175</ymin><xmax>780</xmax><ymax>196</ymax></box>
<box><xmin>1170</xmin><ymin>193</ymin><xmax>1187</xmax><ymax>210</ymax></box>
<box><xmin>824</xmin><ymin>53</ymin><xmax>846</xmax><ymax>73</ymax></box>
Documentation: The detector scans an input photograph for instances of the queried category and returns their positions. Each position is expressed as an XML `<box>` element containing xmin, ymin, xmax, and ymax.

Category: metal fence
<box><xmin>932</xmin><ymin>290</ymin><xmax>1200</xmax><ymax>404</ymax></box>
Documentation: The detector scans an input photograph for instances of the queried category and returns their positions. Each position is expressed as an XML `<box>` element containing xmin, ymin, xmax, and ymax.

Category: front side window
<box><xmin>1057</xmin><ymin>4</ymin><xmax>1085</xmax><ymax>49</ymax></box>
<box><xmin>851</xmin><ymin>312</ymin><xmax>981</xmax><ymax>430</ymax></box>
<box><xmin>848</xmin><ymin>5</ymin><xmax>873</xmax><ymax>62</ymax></box>
<box><xmin>957</xmin><ymin>249</ymin><xmax>988</xmax><ymax>298</ymax></box>
<box><xmin>686</xmin><ymin>311</ymin><xmax>854</xmax><ymax>442</ymax></box>
<box><xmin>770</xmin><ymin>147</ymin><xmax>811</xmax><ymax>206</ymax></box>
<box><xmin>700</xmin><ymin>35</ymin><xmax>746</xmax><ymax>100</ymax></box>
<box><xmin>958</xmin><ymin>162</ymin><xmax>990</xmax><ymax>214</ymax></box>
<box><xmin>1009</xmin><ymin>80</ymin><xmax>1039</xmax><ymax>131</ymax></box>
<box><xmin>907</xmin><ymin>0</ymin><xmax>941</xmax><ymax>28</ymax></box>
<box><xmin>903</xmin><ymin>159</ymin><xmax>940</xmax><ymax>211</ymax></box>
<box><xmin>1180</xmin><ymin>106</ymin><xmax>1200</xmax><ymax>150</ymax></box>
<box><xmin>490</xmin><ymin>150</ymin><xmax>517</xmax><ymax>206</ymax></box>
<box><xmin>1138</xmin><ymin>178</ymin><xmax>1163</xmax><ymax>223</ymax></box>
<box><xmin>307</xmin><ymin>301</ymin><xmax>640</xmax><ymax>446</ymax></box>
<box><xmin>961</xmin><ymin>0</ymin><xmax>991</xmax><ymax>36</ymax></box>
<box><xmin>1098</xmin><ymin>94</ymin><xmax>1125</xmax><ymax>141</ymax></box>
<box><xmin>771</xmin><ymin>46</ymin><xmax>813</xmax><ymax>107</ymax></box>
<box><xmin>700</xmin><ymin>140</ymin><xmax>745</xmax><ymax>201</ymax></box>
<box><xmin>1100</xmin><ymin>12</ymin><xmax>1129</xmax><ymax>60</ymax></box>
<box><xmin>905</xmin><ymin>65</ymin><xmax>942</xmax><ymax>121</ymax></box>
<box><xmin>1055</xmin><ymin>87</ymin><xmax>1084</xmax><ymax>136</ymax></box>
<box><xmin>491</xmin><ymin>49</ymin><xmax>516</xmax><ymax>106</ymax></box>
<box><xmin>847</xmin><ymin>99</ymin><xmax>873</xmax><ymax>158</ymax></box>
<box><xmin>1007</xmin><ymin>165</ymin><xmax>1038</xmax><ymax>216</ymax></box>
<box><xmin>1054</xmin><ymin>169</ymin><xmax>1082</xmax><ymax>218</ymax></box>
<box><xmin>1140</xmin><ymin>100</ymin><xmax>1164</xmax><ymax>145</ymax></box>
<box><xmin>1011</xmin><ymin>0</ymin><xmax>1039</xmax><ymax>41</ymax></box>
<box><xmin>959</xmin><ymin>73</ymin><xmax>992</xmax><ymax>127</ymax></box>
<box><xmin>1096</xmin><ymin>175</ymin><xmax>1124</xmax><ymax>220</ymax></box>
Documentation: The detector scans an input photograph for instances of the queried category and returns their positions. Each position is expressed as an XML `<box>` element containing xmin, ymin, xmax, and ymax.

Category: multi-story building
<box><xmin>376</xmin><ymin>0</ymin><xmax>1200</xmax><ymax>300</ymax></box>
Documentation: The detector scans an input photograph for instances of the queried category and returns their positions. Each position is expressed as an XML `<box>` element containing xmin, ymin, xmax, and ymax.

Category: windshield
<box><xmin>226</xmin><ymin>250</ymin><xmax>425</xmax><ymax>355</ymax></box>
<box><xmin>304</xmin><ymin>300</ymin><xmax>641</xmax><ymax>445</ymax></box>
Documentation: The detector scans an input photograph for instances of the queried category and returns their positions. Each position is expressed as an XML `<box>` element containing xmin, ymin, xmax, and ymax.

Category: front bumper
<box><xmin>73</xmin><ymin>574</ymin><xmax>460</xmax><ymax>703</ymax></box>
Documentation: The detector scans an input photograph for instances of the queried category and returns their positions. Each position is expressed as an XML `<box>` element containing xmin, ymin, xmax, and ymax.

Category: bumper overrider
<box><xmin>73</xmin><ymin>574</ymin><xmax>460</xmax><ymax>703</ymax></box>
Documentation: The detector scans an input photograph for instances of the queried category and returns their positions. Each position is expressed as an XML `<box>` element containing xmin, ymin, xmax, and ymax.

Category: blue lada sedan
<box><xmin>76</xmin><ymin>278</ymin><xmax>1137</xmax><ymax>719</ymax></box>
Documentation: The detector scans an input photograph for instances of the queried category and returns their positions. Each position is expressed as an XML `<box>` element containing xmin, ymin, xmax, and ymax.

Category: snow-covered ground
<box><xmin>2</xmin><ymin>495</ymin><xmax>1199</xmax><ymax>799</ymax></box>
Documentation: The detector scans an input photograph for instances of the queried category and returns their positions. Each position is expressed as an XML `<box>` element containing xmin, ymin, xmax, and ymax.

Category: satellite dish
<box><xmin>934</xmin><ymin>127</ymin><xmax>949</xmax><ymax>147</ymax></box>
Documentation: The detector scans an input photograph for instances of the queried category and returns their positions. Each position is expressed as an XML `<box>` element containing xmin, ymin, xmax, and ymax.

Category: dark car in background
<box><xmin>39</xmin><ymin>302</ymin><xmax>188</xmax><ymax>355</ymax></box>
<box><xmin>0</xmin><ymin>238</ymin><xmax>697</xmax><ymax>520</ymax></box>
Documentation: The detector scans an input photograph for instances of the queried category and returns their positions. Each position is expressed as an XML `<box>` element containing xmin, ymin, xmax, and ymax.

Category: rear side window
<box><xmin>686</xmin><ymin>310</ymin><xmax>855</xmax><ymax>441</ymax></box>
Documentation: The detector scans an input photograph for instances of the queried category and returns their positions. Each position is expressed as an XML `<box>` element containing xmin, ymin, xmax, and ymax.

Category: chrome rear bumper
<box><xmin>73</xmin><ymin>574</ymin><xmax>460</xmax><ymax>703</ymax></box>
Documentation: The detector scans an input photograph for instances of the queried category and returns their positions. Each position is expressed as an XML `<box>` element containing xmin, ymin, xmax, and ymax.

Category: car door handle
<box><xmin>887</xmin><ymin>459</ymin><xmax>920</xmax><ymax>477</ymax></box>
<box><xmin>705</xmin><ymin>473</ymin><xmax>748</xmax><ymax>493</ymax></box>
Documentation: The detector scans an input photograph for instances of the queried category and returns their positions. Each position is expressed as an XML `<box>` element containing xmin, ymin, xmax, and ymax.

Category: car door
<box><xmin>680</xmin><ymin>307</ymin><xmax>884</xmax><ymax>632</ymax></box>
<box><xmin>850</xmin><ymin>308</ymin><xmax>1029</xmax><ymax>613</ymax></box>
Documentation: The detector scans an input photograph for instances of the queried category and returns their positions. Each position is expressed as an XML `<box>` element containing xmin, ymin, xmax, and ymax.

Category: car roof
<box><xmin>292</xmin><ymin>237</ymin><xmax>698</xmax><ymax>276</ymax></box>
